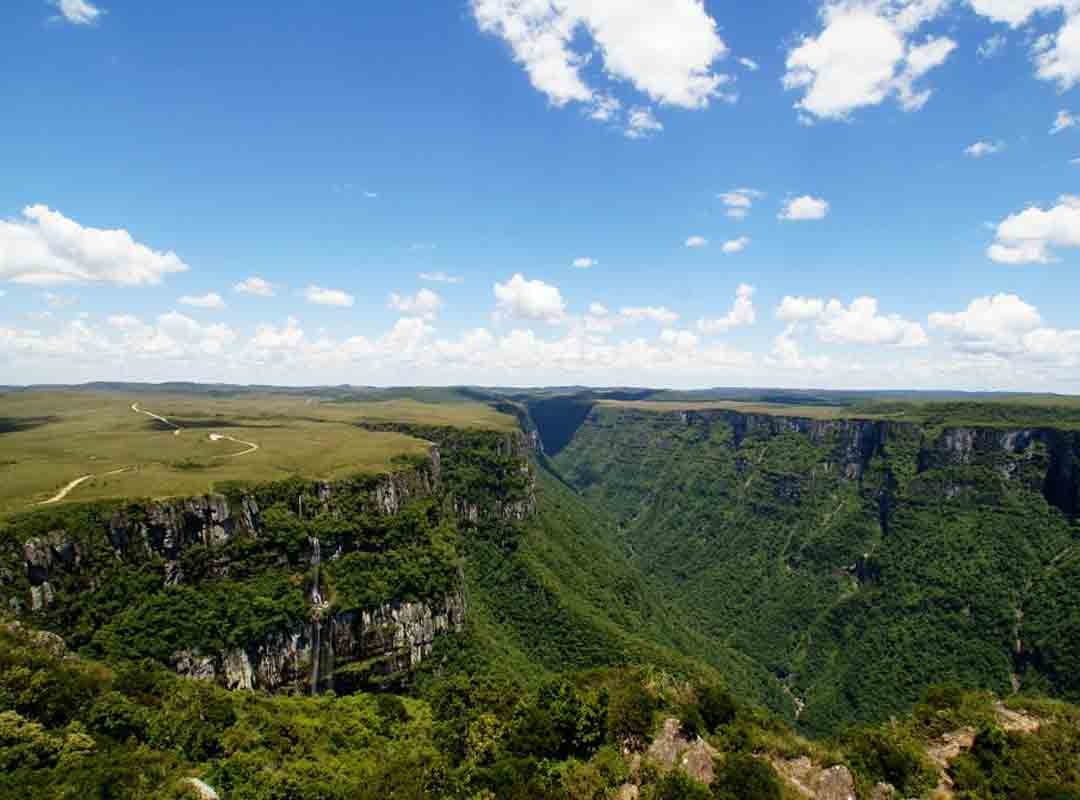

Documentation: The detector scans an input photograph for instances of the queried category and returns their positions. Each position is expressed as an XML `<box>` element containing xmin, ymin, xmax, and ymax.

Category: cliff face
<box><xmin>19</xmin><ymin>452</ymin><xmax>443</xmax><ymax>609</ymax></box>
<box><xmin>552</xmin><ymin>405</ymin><xmax>1080</xmax><ymax>733</ymax></box>
<box><xmin>4</xmin><ymin>428</ymin><xmax>538</xmax><ymax>695</ymax></box>
<box><xmin>171</xmin><ymin>590</ymin><xmax>467</xmax><ymax>693</ymax></box>
<box><xmin>678</xmin><ymin>409</ymin><xmax>1080</xmax><ymax>517</ymax></box>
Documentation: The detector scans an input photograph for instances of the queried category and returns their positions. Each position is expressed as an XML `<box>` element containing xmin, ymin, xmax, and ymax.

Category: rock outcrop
<box><xmin>15</xmin><ymin>451</ymin><xmax>444</xmax><ymax>607</ymax></box>
<box><xmin>770</xmin><ymin>756</ymin><xmax>857</xmax><ymax>800</ymax></box>
<box><xmin>673</xmin><ymin>409</ymin><xmax>1080</xmax><ymax>518</ymax></box>
<box><xmin>171</xmin><ymin>590</ymin><xmax>467</xmax><ymax>693</ymax></box>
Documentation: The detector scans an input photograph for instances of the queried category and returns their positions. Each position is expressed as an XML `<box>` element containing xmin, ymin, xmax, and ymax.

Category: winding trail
<box><xmin>37</xmin><ymin>467</ymin><xmax>132</xmax><ymax>506</ymax></box>
<box><xmin>39</xmin><ymin>475</ymin><xmax>94</xmax><ymax>505</ymax></box>
<box><xmin>208</xmin><ymin>433</ymin><xmax>260</xmax><ymax>457</ymax></box>
<box><xmin>131</xmin><ymin>402</ymin><xmax>183</xmax><ymax>436</ymax></box>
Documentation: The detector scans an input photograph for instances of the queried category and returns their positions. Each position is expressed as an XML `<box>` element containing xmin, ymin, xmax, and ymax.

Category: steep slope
<box><xmin>553</xmin><ymin>404</ymin><xmax>1080</xmax><ymax>733</ymax></box>
<box><xmin>460</xmin><ymin>464</ymin><xmax>792</xmax><ymax>711</ymax></box>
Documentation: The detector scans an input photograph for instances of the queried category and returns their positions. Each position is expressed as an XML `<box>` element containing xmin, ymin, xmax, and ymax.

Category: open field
<box><xmin>599</xmin><ymin>400</ymin><xmax>854</xmax><ymax>419</ymax></box>
<box><xmin>0</xmin><ymin>392</ymin><xmax>515</xmax><ymax>512</ymax></box>
<box><xmin>600</xmin><ymin>396</ymin><xmax>1080</xmax><ymax>429</ymax></box>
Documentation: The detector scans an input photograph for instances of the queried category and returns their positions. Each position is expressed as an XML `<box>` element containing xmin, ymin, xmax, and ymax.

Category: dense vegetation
<box><xmin>554</xmin><ymin>405</ymin><xmax>1080</xmax><ymax>733</ymax></box>
<box><xmin>8</xmin><ymin>623</ymin><xmax>1080</xmax><ymax>799</ymax></box>
<box><xmin>8</xmin><ymin>390</ymin><xmax>1080</xmax><ymax>795</ymax></box>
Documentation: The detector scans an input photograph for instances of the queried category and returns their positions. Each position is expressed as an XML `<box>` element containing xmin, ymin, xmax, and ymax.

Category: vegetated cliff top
<box><xmin>599</xmin><ymin>395</ymin><xmax>1080</xmax><ymax>430</ymax></box>
<box><xmin>0</xmin><ymin>391</ymin><xmax>516</xmax><ymax>512</ymax></box>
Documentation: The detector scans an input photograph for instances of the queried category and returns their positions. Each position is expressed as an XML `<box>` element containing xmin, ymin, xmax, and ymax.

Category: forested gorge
<box><xmin>4</xmin><ymin>402</ymin><xmax>1080</xmax><ymax>798</ymax></box>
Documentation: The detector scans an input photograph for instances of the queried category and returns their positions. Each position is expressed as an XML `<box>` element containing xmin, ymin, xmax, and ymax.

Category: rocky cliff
<box><xmin>551</xmin><ymin>404</ymin><xmax>1080</xmax><ymax>733</ymax></box>
<box><xmin>674</xmin><ymin>409</ymin><xmax>1080</xmax><ymax>518</ymax></box>
<box><xmin>171</xmin><ymin>589</ymin><xmax>467</xmax><ymax>693</ymax></box>
<box><xmin>2</xmin><ymin>427</ymin><xmax>538</xmax><ymax>695</ymax></box>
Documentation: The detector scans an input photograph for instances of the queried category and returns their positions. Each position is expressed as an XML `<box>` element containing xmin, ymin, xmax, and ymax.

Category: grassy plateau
<box><xmin>0</xmin><ymin>391</ymin><xmax>514</xmax><ymax>512</ymax></box>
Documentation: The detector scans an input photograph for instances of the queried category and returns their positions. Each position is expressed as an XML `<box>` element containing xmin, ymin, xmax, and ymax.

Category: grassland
<box><xmin>600</xmin><ymin>396</ymin><xmax>1080</xmax><ymax>429</ymax></box>
<box><xmin>599</xmin><ymin>400</ymin><xmax>855</xmax><ymax>419</ymax></box>
<box><xmin>0</xmin><ymin>391</ymin><xmax>514</xmax><ymax>512</ymax></box>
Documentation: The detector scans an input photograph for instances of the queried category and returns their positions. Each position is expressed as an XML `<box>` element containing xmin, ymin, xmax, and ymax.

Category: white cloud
<box><xmin>988</xmin><ymin>194</ymin><xmax>1080</xmax><ymax>264</ymax></box>
<box><xmin>779</xmin><ymin>195</ymin><xmax>830</xmax><ymax>221</ymax></box>
<box><xmin>721</xmin><ymin>236</ymin><xmax>752</xmax><ymax>254</ymax></box>
<box><xmin>738</xmin><ymin>57</ymin><xmax>760</xmax><ymax>71</ymax></box>
<box><xmin>419</xmin><ymin>271</ymin><xmax>464</xmax><ymax>284</ymax></box>
<box><xmin>234</xmin><ymin>276</ymin><xmax>277</xmax><ymax>297</ymax></box>
<box><xmin>364</xmin><ymin>191</ymin><xmax>378</xmax><ymax>199</ymax></box>
<box><xmin>767</xmin><ymin>325</ymin><xmax>832</xmax><ymax>371</ymax></box>
<box><xmin>1035</xmin><ymin>11</ymin><xmax>1080</xmax><ymax>89</ymax></box>
<box><xmin>494</xmin><ymin>273</ymin><xmax>567</xmax><ymax>324</ymax></box>
<box><xmin>107</xmin><ymin>314</ymin><xmax>141</xmax><ymax>329</ymax></box>
<box><xmin>777</xmin><ymin>295</ymin><xmax>827</xmax><ymax>322</ymax></box>
<box><xmin>697</xmin><ymin>284</ymin><xmax>756</xmax><ymax>334</ymax></box>
<box><xmin>388</xmin><ymin>288</ymin><xmax>442</xmax><ymax>320</ymax></box>
<box><xmin>967</xmin><ymin>0</ymin><xmax>1062</xmax><ymax>27</ymax></box>
<box><xmin>624</xmin><ymin>107</ymin><xmax>664</xmax><ymax>139</ymax></box>
<box><xmin>470</xmin><ymin>0</ymin><xmax>732</xmax><ymax>135</ymax></box>
<box><xmin>685</xmin><ymin>235</ymin><xmax>709</xmax><ymax>248</ymax></box>
<box><xmin>303</xmin><ymin>285</ymin><xmax>355</xmax><ymax>307</ymax></box>
<box><xmin>573</xmin><ymin>257</ymin><xmax>598</xmax><ymax>269</ymax></box>
<box><xmin>1051</xmin><ymin>109</ymin><xmax>1077</xmax><ymax>134</ymax></box>
<box><xmin>775</xmin><ymin>294</ymin><xmax>926</xmax><ymax>347</ymax></box>
<box><xmin>0</xmin><ymin>205</ymin><xmax>189</xmax><ymax>287</ymax></box>
<box><xmin>660</xmin><ymin>328</ymin><xmax>700</xmax><ymax>349</ymax></box>
<box><xmin>783</xmin><ymin>2</ymin><xmax>956</xmax><ymax>120</ymax></box>
<box><xmin>718</xmin><ymin>188</ymin><xmax>765</xmax><ymax>220</ymax></box>
<box><xmin>816</xmin><ymin>297</ymin><xmax>928</xmax><ymax>347</ymax></box>
<box><xmin>179</xmin><ymin>292</ymin><xmax>226</xmax><ymax>310</ymax></box>
<box><xmin>53</xmin><ymin>0</ymin><xmax>103</xmax><ymax>25</ymax></box>
<box><xmin>621</xmin><ymin>306</ymin><xmax>680</xmax><ymax>325</ymax></box>
<box><xmin>929</xmin><ymin>293</ymin><xmax>1043</xmax><ymax>354</ymax></box>
<box><xmin>966</xmin><ymin>2</ymin><xmax>1080</xmax><ymax>90</ymax></box>
<box><xmin>964</xmin><ymin>140</ymin><xmax>1004</xmax><ymax>157</ymax></box>
<box><xmin>251</xmin><ymin>315</ymin><xmax>306</xmax><ymax>351</ymax></box>
<box><xmin>978</xmin><ymin>33</ymin><xmax>1007</xmax><ymax>58</ymax></box>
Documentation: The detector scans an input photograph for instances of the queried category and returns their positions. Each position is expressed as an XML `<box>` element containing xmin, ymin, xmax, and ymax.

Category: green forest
<box><xmin>4</xmin><ymin>395</ymin><xmax>1080</xmax><ymax>797</ymax></box>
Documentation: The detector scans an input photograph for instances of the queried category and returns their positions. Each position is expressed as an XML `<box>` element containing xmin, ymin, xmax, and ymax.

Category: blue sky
<box><xmin>2</xmin><ymin>0</ymin><xmax>1080</xmax><ymax>390</ymax></box>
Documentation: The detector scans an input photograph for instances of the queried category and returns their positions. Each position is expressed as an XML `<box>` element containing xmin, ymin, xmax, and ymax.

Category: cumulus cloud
<box><xmin>471</xmin><ymin>0</ymin><xmax>732</xmax><ymax>136</ymax></box>
<box><xmin>1051</xmin><ymin>110</ymin><xmax>1077</xmax><ymax>134</ymax></box>
<box><xmin>721</xmin><ymin>236</ymin><xmax>751</xmax><ymax>254</ymax></box>
<box><xmin>685</xmin><ymin>235</ymin><xmax>709</xmax><ymax>248</ymax></box>
<box><xmin>697</xmin><ymin>284</ymin><xmax>756</xmax><ymax>334</ymax></box>
<box><xmin>1035</xmin><ymin>11</ymin><xmax>1080</xmax><ymax>89</ymax></box>
<box><xmin>987</xmin><ymin>194</ymin><xmax>1080</xmax><ymax>264</ymax></box>
<box><xmin>494</xmin><ymin>273</ymin><xmax>567</xmax><ymax>324</ymax></box>
<box><xmin>929</xmin><ymin>293</ymin><xmax>1043</xmax><ymax>354</ymax></box>
<box><xmin>775</xmin><ymin>294</ymin><xmax>926</xmax><ymax>347</ymax></box>
<box><xmin>738</xmin><ymin>57</ymin><xmax>760</xmax><ymax>70</ymax></box>
<box><xmin>767</xmin><ymin>326</ymin><xmax>832</xmax><ymax>371</ymax></box>
<box><xmin>388</xmin><ymin>288</ymin><xmax>442</xmax><ymax>320</ymax></box>
<box><xmin>179</xmin><ymin>292</ymin><xmax>226</xmax><ymax>310</ymax></box>
<box><xmin>777</xmin><ymin>295</ymin><xmax>828</xmax><ymax>322</ymax></box>
<box><xmin>718</xmin><ymin>188</ymin><xmax>765</xmax><ymax>220</ymax></box>
<box><xmin>303</xmin><ymin>285</ymin><xmax>355</xmax><ymax>307</ymax></box>
<box><xmin>779</xmin><ymin>195</ymin><xmax>830</xmax><ymax>221</ymax></box>
<box><xmin>816</xmin><ymin>297</ymin><xmax>929</xmax><ymax>347</ymax></box>
<box><xmin>625</xmin><ymin>107</ymin><xmax>664</xmax><ymax>139</ymax></box>
<box><xmin>967</xmin><ymin>2</ymin><xmax>1080</xmax><ymax>90</ymax></box>
<box><xmin>419</xmin><ymin>271</ymin><xmax>464</xmax><ymax>284</ymax></box>
<box><xmin>234</xmin><ymin>276</ymin><xmax>277</xmax><ymax>297</ymax></box>
<box><xmin>0</xmin><ymin>205</ymin><xmax>189</xmax><ymax>287</ymax></box>
<box><xmin>573</xmin><ymin>257</ymin><xmax>598</xmax><ymax>269</ymax></box>
<box><xmin>783</xmin><ymin>2</ymin><xmax>957</xmax><ymax>121</ymax></box>
<box><xmin>965</xmin><ymin>140</ymin><xmax>1004</xmax><ymax>157</ymax></box>
<box><xmin>621</xmin><ymin>306</ymin><xmax>680</xmax><ymax>325</ymax></box>
<box><xmin>52</xmin><ymin>0</ymin><xmax>103</xmax><ymax>25</ymax></box>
